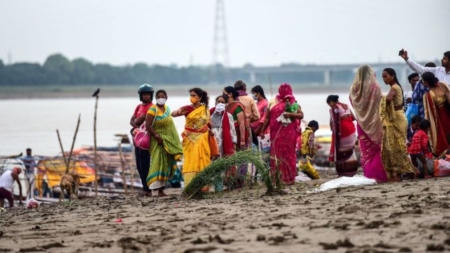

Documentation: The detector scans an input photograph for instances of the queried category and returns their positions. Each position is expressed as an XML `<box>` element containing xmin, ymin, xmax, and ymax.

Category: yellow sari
<box><xmin>181</xmin><ymin>105</ymin><xmax>211</xmax><ymax>187</ymax></box>
<box><xmin>380</xmin><ymin>84</ymin><xmax>416</xmax><ymax>179</ymax></box>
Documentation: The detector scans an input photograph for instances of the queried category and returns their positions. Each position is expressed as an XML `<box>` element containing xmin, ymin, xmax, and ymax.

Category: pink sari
<box><xmin>357</xmin><ymin>124</ymin><xmax>387</xmax><ymax>182</ymax></box>
<box><xmin>349</xmin><ymin>65</ymin><xmax>388</xmax><ymax>183</ymax></box>
<box><xmin>269</xmin><ymin>84</ymin><xmax>299</xmax><ymax>184</ymax></box>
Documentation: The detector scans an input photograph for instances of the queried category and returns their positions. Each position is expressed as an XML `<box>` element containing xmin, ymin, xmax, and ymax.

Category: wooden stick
<box><xmin>93</xmin><ymin>94</ymin><xmax>99</xmax><ymax>198</ymax></box>
<box><xmin>56</xmin><ymin>129</ymin><xmax>68</xmax><ymax>168</ymax></box>
<box><xmin>66</xmin><ymin>114</ymin><xmax>81</xmax><ymax>174</ymax></box>
<box><xmin>118</xmin><ymin>142</ymin><xmax>128</xmax><ymax>194</ymax></box>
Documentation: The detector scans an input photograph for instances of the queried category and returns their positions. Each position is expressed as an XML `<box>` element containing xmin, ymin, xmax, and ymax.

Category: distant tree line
<box><xmin>0</xmin><ymin>53</ymin><xmax>358</xmax><ymax>86</ymax></box>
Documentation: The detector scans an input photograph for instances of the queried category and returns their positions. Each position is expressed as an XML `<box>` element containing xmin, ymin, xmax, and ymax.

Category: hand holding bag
<box><xmin>133</xmin><ymin>124</ymin><xmax>150</xmax><ymax>150</ymax></box>
<box><xmin>133</xmin><ymin>109</ymin><xmax>157</xmax><ymax>150</ymax></box>
<box><xmin>209</xmin><ymin>133</ymin><xmax>220</xmax><ymax>158</ymax></box>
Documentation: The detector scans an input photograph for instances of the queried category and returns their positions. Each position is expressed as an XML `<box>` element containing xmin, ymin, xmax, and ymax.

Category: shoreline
<box><xmin>0</xmin><ymin>85</ymin><xmax>352</xmax><ymax>99</ymax></box>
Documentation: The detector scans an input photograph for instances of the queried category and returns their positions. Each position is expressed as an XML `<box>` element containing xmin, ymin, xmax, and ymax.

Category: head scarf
<box><xmin>349</xmin><ymin>65</ymin><xmax>383</xmax><ymax>144</ymax></box>
<box><xmin>276</xmin><ymin>83</ymin><xmax>296</xmax><ymax>104</ymax></box>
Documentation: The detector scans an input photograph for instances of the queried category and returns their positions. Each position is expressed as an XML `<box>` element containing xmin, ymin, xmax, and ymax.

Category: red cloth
<box><xmin>329</xmin><ymin>104</ymin><xmax>356</xmax><ymax>162</ymax></box>
<box><xmin>269</xmin><ymin>101</ymin><xmax>298</xmax><ymax>184</ymax></box>
<box><xmin>408</xmin><ymin>129</ymin><xmax>432</xmax><ymax>158</ymax></box>
<box><xmin>210</xmin><ymin>108</ymin><xmax>234</xmax><ymax>156</ymax></box>
<box><xmin>0</xmin><ymin>187</ymin><xmax>13</xmax><ymax>207</ymax></box>
<box><xmin>133</xmin><ymin>103</ymin><xmax>153</xmax><ymax>118</ymax></box>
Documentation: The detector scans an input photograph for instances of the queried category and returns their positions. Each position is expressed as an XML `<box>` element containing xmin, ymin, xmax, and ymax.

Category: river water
<box><xmin>0</xmin><ymin>92</ymin><xmax>352</xmax><ymax>156</ymax></box>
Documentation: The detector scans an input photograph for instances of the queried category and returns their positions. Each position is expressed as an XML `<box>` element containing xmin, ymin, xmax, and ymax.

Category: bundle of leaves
<box><xmin>183</xmin><ymin>150</ymin><xmax>273</xmax><ymax>198</ymax></box>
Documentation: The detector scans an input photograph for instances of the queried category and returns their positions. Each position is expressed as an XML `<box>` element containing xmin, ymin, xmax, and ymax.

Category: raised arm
<box><xmin>171</xmin><ymin>106</ymin><xmax>187</xmax><ymax>117</ymax></box>
<box><xmin>400</xmin><ymin>49</ymin><xmax>438</xmax><ymax>75</ymax></box>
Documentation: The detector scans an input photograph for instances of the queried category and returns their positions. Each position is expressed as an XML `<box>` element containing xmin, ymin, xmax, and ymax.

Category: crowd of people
<box><xmin>2</xmin><ymin>49</ymin><xmax>448</xmax><ymax>207</ymax></box>
<box><xmin>128</xmin><ymin>49</ymin><xmax>450</xmax><ymax>194</ymax></box>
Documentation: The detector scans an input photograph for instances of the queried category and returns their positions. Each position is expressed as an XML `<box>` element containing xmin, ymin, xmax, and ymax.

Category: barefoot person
<box><xmin>0</xmin><ymin>167</ymin><xmax>23</xmax><ymax>208</ymax></box>
<box><xmin>145</xmin><ymin>90</ymin><xmax>183</xmax><ymax>197</ymax></box>
<box><xmin>380</xmin><ymin>68</ymin><xmax>417</xmax><ymax>181</ymax></box>
<box><xmin>172</xmin><ymin>88</ymin><xmax>211</xmax><ymax>188</ymax></box>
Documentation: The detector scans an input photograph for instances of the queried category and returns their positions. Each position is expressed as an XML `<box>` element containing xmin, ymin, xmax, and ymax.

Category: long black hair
<box><xmin>383</xmin><ymin>67</ymin><xmax>404</xmax><ymax>104</ymax></box>
<box><xmin>251</xmin><ymin>85</ymin><xmax>267</xmax><ymax>99</ymax></box>
<box><xmin>422</xmin><ymin>72</ymin><xmax>439</xmax><ymax>88</ymax></box>
<box><xmin>224</xmin><ymin>86</ymin><xmax>239</xmax><ymax>100</ymax></box>
<box><xmin>189</xmin><ymin>87</ymin><xmax>209</xmax><ymax>108</ymax></box>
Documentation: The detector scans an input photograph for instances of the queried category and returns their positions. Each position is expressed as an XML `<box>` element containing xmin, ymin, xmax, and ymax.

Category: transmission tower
<box><xmin>211</xmin><ymin>0</ymin><xmax>230</xmax><ymax>84</ymax></box>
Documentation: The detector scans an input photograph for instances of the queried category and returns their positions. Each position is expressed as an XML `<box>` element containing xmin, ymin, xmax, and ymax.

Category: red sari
<box><xmin>424</xmin><ymin>82</ymin><xmax>450</xmax><ymax>156</ymax></box>
<box><xmin>329</xmin><ymin>103</ymin><xmax>358</xmax><ymax>177</ymax></box>
<box><xmin>269</xmin><ymin>101</ymin><xmax>299</xmax><ymax>184</ymax></box>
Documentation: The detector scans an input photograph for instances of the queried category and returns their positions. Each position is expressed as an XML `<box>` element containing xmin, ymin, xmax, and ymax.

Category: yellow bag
<box><xmin>298</xmin><ymin>157</ymin><xmax>320</xmax><ymax>179</ymax></box>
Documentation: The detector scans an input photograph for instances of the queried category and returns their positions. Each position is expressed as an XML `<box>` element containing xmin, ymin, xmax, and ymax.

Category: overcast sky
<box><xmin>0</xmin><ymin>0</ymin><xmax>448</xmax><ymax>67</ymax></box>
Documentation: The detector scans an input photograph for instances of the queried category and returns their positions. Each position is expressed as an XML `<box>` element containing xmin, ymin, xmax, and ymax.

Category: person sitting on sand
<box><xmin>0</xmin><ymin>167</ymin><xmax>23</xmax><ymax>208</ymax></box>
<box><xmin>408</xmin><ymin>120</ymin><xmax>433</xmax><ymax>179</ymax></box>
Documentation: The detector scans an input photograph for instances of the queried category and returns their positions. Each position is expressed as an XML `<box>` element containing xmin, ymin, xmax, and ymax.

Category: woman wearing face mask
<box><xmin>130</xmin><ymin>84</ymin><xmax>154</xmax><ymax>196</ymax></box>
<box><xmin>210</xmin><ymin>95</ymin><xmax>237</xmax><ymax>157</ymax></box>
<box><xmin>223</xmin><ymin>86</ymin><xmax>247</xmax><ymax>150</ymax></box>
<box><xmin>172</xmin><ymin>88</ymin><xmax>211</xmax><ymax>188</ymax></box>
<box><xmin>145</xmin><ymin>90</ymin><xmax>183</xmax><ymax>197</ymax></box>
<box><xmin>250</xmin><ymin>85</ymin><xmax>269</xmax><ymax>146</ymax></box>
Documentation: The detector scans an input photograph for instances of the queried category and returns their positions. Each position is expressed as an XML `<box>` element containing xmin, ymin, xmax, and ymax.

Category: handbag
<box><xmin>133</xmin><ymin>108</ymin><xmax>157</xmax><ymax>150</ymax></box>
<box><xmin>133</xmin><ymin>124</ymin><xmax>150</xmax><ymax>150</ymax></box>
<box><xmin>405</xmin><ymin>103</ymin><xmax>419</xmax><ymax>126</ymax></box>
<box><xmin>209</xmin><ymin>134</ymin><xmax>220</xmax><ymax>157</ymax></box>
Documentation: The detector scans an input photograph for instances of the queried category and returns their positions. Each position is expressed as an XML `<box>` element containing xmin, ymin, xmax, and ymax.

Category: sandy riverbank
<box><xmin>1</xmin><ymin>174</ymin><xmax>450</xmax><ymax>253</ymax></box>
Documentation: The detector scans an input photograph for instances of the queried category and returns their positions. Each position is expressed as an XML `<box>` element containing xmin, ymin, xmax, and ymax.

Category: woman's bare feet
<box><xmin>157</xmin><ymin>188</ymin><xmax>167</xmax><ymax>197</ymax></box>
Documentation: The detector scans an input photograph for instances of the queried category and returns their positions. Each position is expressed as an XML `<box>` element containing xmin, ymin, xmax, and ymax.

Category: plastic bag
<box><xmin>309</xmin><ymin>175</ymin><xmax>376</xmax><ymax>193</ymax></box>
<box><xmin>434</xmin><ymin>159</ymin><xmax>450</xmax><ymax>177</ymax></box>
<box><xmin>298</xmin><ymin>158</ymin><xmax>320</xmax><ymax>179</ymax></box>
<box><xmin>26</xmin><ymin>198</ymin><xmax>40</xmax><ymax>209</ymax></box>
<box><xmin>133</xmin><ymin>124</ymin><xmax>150</xmax><ymax>150</ymax></box>
<box><xmin>405</xmin><ymin>103</ymin><xmax>419</xmax><ymax>126</ymax></box>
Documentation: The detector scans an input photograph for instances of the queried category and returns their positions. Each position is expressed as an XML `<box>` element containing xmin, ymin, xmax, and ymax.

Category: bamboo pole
<box><xmin>118</xmin><ymin>142</ymin><xmax>128</xmax><ymax>194</ymax></box>
<box><xmin>56</xmin><ymin>129</ymin><xmax>68</xmax><ymax>168</ymax></box>
<box><xmin>93</xmin><ymin>89</ymin><xmax>100</xmax><ymax>198</ymax></box>
<box><xmin>65</xmin><ymin>114</ymin><xmax>81</xmax><ymax>174</ymax></box>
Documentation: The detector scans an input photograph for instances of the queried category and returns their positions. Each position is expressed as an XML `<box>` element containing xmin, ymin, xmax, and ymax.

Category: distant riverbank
<box><xmin>0</xmin><ymin>84</ymin><xmax>355</xmax><ymax>99</ymax></box>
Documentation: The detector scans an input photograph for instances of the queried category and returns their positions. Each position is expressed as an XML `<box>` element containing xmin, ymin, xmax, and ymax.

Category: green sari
<box><xmin>146</xmin><ymin>105</ymin><xmax>183</xmax><ymax>189</ymax></box>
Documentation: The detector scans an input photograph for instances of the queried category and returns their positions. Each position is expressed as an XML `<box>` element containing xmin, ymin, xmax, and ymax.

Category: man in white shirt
<box><xmin>399</xmin><ymin>50</ymin><xmax>450</xmax><ymax>85</ymax></box>
<box><xmin>0</xmin><ymin>167</ymin><xmax>23</xmax><ymax>208</ymax></box>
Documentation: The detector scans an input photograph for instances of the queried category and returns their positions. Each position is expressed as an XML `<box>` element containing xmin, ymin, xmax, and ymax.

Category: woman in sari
<box><xmin>172</xmin><ymin>88</ymin><xmax>211</xmax><ymax>187</ymax></box>
<box><xmin>261</xmin><ymin>83</ymin><xmax>304</xmax><ymax>185</ymax></box>
<box><xmin>327</xmin><ymin>95</ymin><xmax>358</xmax><ymax>177</ymax></box>
<box><xmin>250</xmin><ymin>85</ymin><xmax>269</xmax><ymax>146</ymax></box>
<box><xmin>223</xmin><ymin>86</ymin><xmax>247</xmax><ymax>187</ymax></box>
<box><xmin>380</xmin><ymin>68</ymin><xmax>417</xmax><ymax>181</ymax></box>
<box><xmin>422</xmin><ymin>72</ymin><xmax>450</xmax><ymax>156</ymax></box>
<box><xmin>349</xmin><ymin>65</ymin><xmax>388</xmax><ymax>182</ymax></box>
<box><xmin>145</xmin><ymin>90</ymin><xmax>183</xmax><ymax>196</ymax></box>
<box><xmin>210</xmin><ymin>95</ymin><xmax>237</xmax><ymax>157</ymax></box>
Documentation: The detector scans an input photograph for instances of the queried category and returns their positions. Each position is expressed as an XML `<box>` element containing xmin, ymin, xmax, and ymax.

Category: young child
<box><xmin>408</xmin><ymin>120</ymin><xmax>432</xmax><ymax>178</ymax></box>
<box><xmin>407</xmin><ymin>115</ymin><xmax>422</xmax><ymax>145</ymax></box>
<box><xmin>300</xmin><ymin>120</ymin><xmax>319</xmax><ymax>158</ymax></box>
